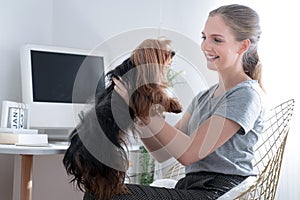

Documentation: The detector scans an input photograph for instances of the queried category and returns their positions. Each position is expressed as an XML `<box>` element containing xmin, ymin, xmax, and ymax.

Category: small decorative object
<box><xmin>0</xmin><ymin>100</ymin><xmax>29</xmax><ymax>129</ymax></box>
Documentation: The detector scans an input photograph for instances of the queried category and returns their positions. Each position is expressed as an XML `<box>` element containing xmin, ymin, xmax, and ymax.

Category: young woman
<box><xmin>112</xmin><ymin>4</ymin><xmax>266</xmax><ymax>200</ymax></box>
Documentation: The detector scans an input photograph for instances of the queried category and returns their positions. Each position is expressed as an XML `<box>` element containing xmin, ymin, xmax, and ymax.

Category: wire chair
<box><xmin>162</xmin><ymin>159</ymin><xmax>185</xmax><ymax>180</ymax></box>
<box><xmin>234</xmin><ymin>99</ymin><xmax>295</xmax><ymax>199</ymax></box>
<box><xmin>162</xmin><ymin>99</ymin><xmax>295</xmax><ymax>200</ymax></box>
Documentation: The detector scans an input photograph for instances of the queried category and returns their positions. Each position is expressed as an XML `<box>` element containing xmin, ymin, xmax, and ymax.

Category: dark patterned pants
<box><xmin>84</xmin><ymin>172</ymin><xmax>247</xmax><ymax>200</ymax></box>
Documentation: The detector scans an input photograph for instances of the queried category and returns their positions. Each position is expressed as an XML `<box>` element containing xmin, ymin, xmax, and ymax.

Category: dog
<box><xmin>63</xmin><ymin>46</ymin><xmax>182</xmax><ymax>200</ymax></box>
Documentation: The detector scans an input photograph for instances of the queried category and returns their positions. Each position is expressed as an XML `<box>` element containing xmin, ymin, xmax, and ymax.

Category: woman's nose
<box><xmin>201</xmin><ymin>39</ymin><xmax>210</xmax><ymax>51</ymax></box>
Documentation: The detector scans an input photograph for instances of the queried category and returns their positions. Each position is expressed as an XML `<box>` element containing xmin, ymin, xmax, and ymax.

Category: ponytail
<box><xmin>243</xmin><ymin>44</ymin><xmax>264</xmax><ymax>90</ymax></box>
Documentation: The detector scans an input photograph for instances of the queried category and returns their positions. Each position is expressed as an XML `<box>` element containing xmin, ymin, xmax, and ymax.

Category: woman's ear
<box><xmin>238</xmin><ymin>39</ymin><xmax>251</xmax><ymax>54</ymax></box>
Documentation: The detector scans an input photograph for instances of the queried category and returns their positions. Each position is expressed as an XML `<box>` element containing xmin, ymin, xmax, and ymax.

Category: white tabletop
<box><xmin>0</xmin><ymin>142</ymin><xmax>141</xmax><ymax>155</ymax></box>
<box><xmin>0</xmin><ymin>142</ymin><xmax>69</xmax><ymax>155</ymax></box>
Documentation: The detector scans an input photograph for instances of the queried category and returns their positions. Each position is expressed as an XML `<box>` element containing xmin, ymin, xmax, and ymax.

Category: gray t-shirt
<box><xmin>186</xmin><ymin>80</ymin><xmax>266</xmax><ymax>176</ymax></box>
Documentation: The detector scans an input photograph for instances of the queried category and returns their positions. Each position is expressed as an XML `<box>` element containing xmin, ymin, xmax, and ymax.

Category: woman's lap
<box><xmin>84</xmin><ymin>172</ymin><xmax>247</xmax><ymax>200</ymax></box>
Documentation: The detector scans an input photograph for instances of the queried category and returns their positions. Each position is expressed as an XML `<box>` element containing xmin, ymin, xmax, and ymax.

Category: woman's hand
<box><xmin>113</xmin><ymin>77</ymin><xmax>165</xmax><ymax>133</ymax></box>
<box><xmin>113</xmin><ymin>77</ymin><xmax>130</xmax><ymax>104</ymax></box>
<box><xmin>112</xmin><ymin>77</ymin><xmax>175</xmax><ymax>163</ymax></box>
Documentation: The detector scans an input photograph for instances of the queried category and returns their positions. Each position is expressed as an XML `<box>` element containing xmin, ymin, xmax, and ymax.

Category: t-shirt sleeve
<box><xmin>187</xmin><ymin>99</ymin><xmax>195</xmax><ymax>114</ymax></box>
<box><xmin>214</xmin><ymin>87</ymin><xmax>261</xmax><ymax>134</ymax></box>
<box><xmin>187</xmin><ymin>90</ymin><xmax>206</xmax><ymax>115</ymax></box>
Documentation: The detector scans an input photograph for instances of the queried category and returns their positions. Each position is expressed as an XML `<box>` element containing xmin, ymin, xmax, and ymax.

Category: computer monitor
<box><xmin>20</xmin><ymin>44</ymin><xmax>105</xmax><ymax>140</ymax></box>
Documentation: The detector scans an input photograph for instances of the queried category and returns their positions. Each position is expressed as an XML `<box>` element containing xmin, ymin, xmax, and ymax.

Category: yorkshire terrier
<box><xmin>63</xmin><ymin>40</ymin><xmax>182</xmax><ymax>200</ymax></box>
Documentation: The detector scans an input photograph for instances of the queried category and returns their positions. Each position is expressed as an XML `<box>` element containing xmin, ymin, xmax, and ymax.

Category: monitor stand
<box><xmin>38</xmin><ymin>128</ymin><xmax>72</xmax><ymax>143</ymax></box>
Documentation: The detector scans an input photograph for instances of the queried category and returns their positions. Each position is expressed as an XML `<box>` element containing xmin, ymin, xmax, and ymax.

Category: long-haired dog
<box><xmin>63</xmin><ymin>39</ymin><xmax>182</xmax><ymax>200</ymax></box>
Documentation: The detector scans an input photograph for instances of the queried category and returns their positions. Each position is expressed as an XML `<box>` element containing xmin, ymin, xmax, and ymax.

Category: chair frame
<box><xmin>234</xmin><ymin>99</ymin><xmax>294</xmax><ymax>199</ymax></box>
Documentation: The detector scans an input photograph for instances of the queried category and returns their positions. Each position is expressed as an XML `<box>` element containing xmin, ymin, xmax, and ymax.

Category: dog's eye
<box><xmin>171</xmin><ymin>51</ymin><xmax>176</xmax><ymax>58</ymax></box>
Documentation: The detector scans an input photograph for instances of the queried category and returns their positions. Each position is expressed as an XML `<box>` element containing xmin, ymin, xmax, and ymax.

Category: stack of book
<box><xmin>0</xmin><ymin>128</ymin><xmax>48</xmax><ymax>146</ymax></box>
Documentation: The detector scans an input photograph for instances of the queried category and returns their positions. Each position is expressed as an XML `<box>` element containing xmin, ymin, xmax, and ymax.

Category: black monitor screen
<box><xmin>31</xmin><ymin>50</ymin><xmax>105</xmax><ymax>104</ymax></box>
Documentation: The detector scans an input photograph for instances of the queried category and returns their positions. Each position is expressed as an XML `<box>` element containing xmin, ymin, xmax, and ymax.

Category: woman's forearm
<box><xmin>152</xmin><ymin>121</ymin><xmax>193</xmax><ymax>164</ymax></box>
<box><xmin>145</xmin><ymin>115</ymin><xmax>241</xmax><ymax>166</ymax></box>
<box><xmin>137</xmin><ymin>112</ymin><xmax>191</xmax><ymax>163</ymax></box>
<box><xmin>140</xmin><ymin>136</ymin><xmax>173</xmax><ymax>163</ymax></box>
<box><xmin>137</xmin><ymin>116</ymin><xmax>193</xmax><ymax>165</ymax></box>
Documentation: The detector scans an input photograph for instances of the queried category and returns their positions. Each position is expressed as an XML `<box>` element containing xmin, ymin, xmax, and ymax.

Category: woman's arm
<box><xmin>174</xmin><ymin>112</ymin><xmax>191</xmax><ymax>133</ymax></box>
<box><xmin>141</xmin><ymin>114</ymin><xmax>240</xmax><ymax>166</ymax></box>
<box><xmin>139</xmin><ymin>135</ymin><xmax>172</xmax><ymax>163</ymax></box>
<box><xmin>138</xmin><ymin>112</ymin><xmax>192</xmax><ymax>162</ymax></box>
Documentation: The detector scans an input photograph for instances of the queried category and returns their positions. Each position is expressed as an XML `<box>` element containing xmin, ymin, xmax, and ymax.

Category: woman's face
<box><xmin>201</xmin><ymin>15</ymin><xmax>243</xmax><ymax>72</ymax></box>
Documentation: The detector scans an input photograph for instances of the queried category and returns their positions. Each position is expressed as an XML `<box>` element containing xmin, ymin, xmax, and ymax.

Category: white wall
<box><xmin>0</xmin><ymin>1</ymin><xmax>54</xmax><ymax>199</ymax></box>
<box><xmin>0</xmin><ymin>0</ymin><xmax>53</xmax><ymax>114</ymax></box>
<box><xmin>51</xmin><ymin>0</ymin><xmax>214</xmax><ymax>49</ymax></box>
<box><xmin>0</xmin><ymin>0</ymin><xmax>299</xmax><ymax>199</ymax></box>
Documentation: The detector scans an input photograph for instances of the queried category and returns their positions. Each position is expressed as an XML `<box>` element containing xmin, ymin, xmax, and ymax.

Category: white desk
<box><xmin>0</xmin><ymin>143</ymin><xmax>69</xmax><ymax>200</ymax></box>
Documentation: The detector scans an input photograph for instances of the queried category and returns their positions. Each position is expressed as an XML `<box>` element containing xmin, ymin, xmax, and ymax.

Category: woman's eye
<box><xmin>201</xmin><ymin>36</ymin><xmax>206</xmax><ymax>40</ymax></box>
<box><xmin>214</xmin><ymin>38</ymin><xmax>223</xmax><ymax>43</ymax></box>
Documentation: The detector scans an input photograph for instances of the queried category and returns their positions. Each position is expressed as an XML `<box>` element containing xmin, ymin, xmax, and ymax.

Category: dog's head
<box><xmin>128</xmin><ymin>39</ymin><xmax>182</xmax><ymax>119</ymax></box>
